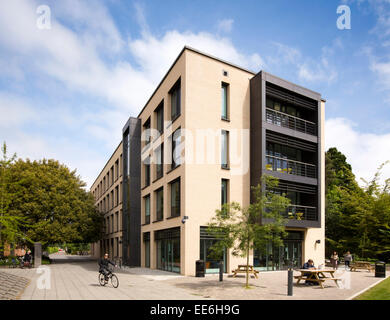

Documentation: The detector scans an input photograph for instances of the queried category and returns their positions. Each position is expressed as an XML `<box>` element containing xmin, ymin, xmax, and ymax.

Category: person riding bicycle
<box><xmin>98</xmin><ymin>253</ymin><xmax>117</xmax><ymax>281</ymax></box>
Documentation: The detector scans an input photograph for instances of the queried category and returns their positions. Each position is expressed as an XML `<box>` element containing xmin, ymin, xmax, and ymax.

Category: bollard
<box><xmin>219</xmin><ymin>261</ymin><xmax>224</xmax><ymax>281</ymax></box>
<box><xmin>287</xmin><ymin>268</ymin><xmax>293</xmax><ymax>296</ymax></box>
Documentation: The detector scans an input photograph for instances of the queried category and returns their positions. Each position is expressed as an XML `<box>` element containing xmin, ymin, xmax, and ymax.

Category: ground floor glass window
<box><xmin>200</xmin><ymin>227</ymin><xmax>227</xmax><ymax>274</ymax></box>
<box><xmin>253</xmin><ymin>231</ymin><xmax>303</xmax><ymax>271</ymax></box>
<box><xmin>155</xmin><ymin>228</ymin><xmax>180</xmax><ymax>273</ymax></box>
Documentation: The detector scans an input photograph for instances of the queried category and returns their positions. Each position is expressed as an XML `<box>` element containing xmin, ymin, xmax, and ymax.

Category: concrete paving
<box><xmin>0</xmin><ymin>271</ymin><xmax>30</xmax><ymax>300</ymax></box>
<box><xmin>1</xmin><ymin>254</ymin><xmax>388</xmax><ymax>300</ymax></box>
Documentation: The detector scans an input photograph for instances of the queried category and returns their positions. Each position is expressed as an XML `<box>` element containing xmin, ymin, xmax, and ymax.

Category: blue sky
<box><xmin>1</xmin><ymin>0</ymin><xmax>390</xmax><ymax>187</ymax></box>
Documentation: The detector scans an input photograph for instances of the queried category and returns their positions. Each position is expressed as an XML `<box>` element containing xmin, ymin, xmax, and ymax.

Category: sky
<box><xmin>1</xmin><ymin>0</ymin><xmax>390</xmax><ymax>188</ymax></box>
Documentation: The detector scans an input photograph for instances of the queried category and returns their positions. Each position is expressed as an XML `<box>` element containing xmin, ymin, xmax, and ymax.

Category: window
<box><xmin>221</xmin><ymin>179</ymin><xmax>229</xmax><ymax>205</ymax></box>
<box><xmin>155</xmin><ymin>187</ymin><xmax>164</xmax><ymax>221</ymax></box>
<box><xmin>115</xmin><ymin>159</ymin><xmax>119</xmax><ymax>180</ymax></box>
<box><xmin>144</xmin><ymin>195</ymin><xmax>150</xmax><ymax>224</ymax></box>
<box><xmin>144</xmin><ymin>157</ymin><xmax>151</xmax><ymax>187</ymax></box>
<box><xmin>115</xmin><ymin>212</ymin><xmax>119</xmax><ymax>232</ymax></box>
<box><xmin>115</xmin><ymin>186</ymin><xmax>119</xmax><ymax>206</ymax></box>
<box><xmin>170</xmin><ymin>179</ymin><xmax>180</xmax><ymax>217</ymax></box>
<box><xmin>143</xmin><ymin>117</ymin><xmax>151</xmax><ymax>146</ymax></box>
<box><xmin>221</xmin><ymin>82</ymin><xmax>229</xmax><ymax>120</ymax></box>
<box><xmin>221</xmin><ymin>130</ymin><xmax>229</xmax><ymax>169</ymax></box>
<box><xmin>155</xmin><ymin>144</ymin><xmax>164</xmax><ymax>180</ymax></box>
<box><xmin>170</xmin><ymin>79</ymin><xmax>181</xmax><ymax>120</ymax></box>
<box><xmin>144</xmin><ymin>232</ymin><xmax>150</xmax><ymax>268</ymax></box>
<box><xmin>155</xmin><ymin>101</ymin><xmax>164</xmax><ymax>135</ymax></box>
<box><xmin>171</xmin><ymin>128</ymin><xmax>181</xmax><ymax>169</ymax></box>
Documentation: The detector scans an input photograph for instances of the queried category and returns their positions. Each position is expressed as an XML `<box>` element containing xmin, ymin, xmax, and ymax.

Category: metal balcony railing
<box><xmin>283</xmin><ymin>205</ymin><xmax>318</xmax><ymax>221</ymax></box>
<box><xmin>266</xmin><ymin>108</ymin><xmax>317</xmax><ymax>136</ymax></box>
<box><xmin>265</xmin><ymin>155</ymin><xmax>316</xmax><ymax>178</ymax></box>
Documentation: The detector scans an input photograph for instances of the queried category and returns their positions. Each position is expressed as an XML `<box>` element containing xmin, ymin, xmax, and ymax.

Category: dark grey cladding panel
<box><xmin>122</xmin><ymin>116</ymin><xmax>141</xmax><ymax>267</ymax></box>
<box><xmin>261</xmin><ymin>71</ymin><xmax>321</xmax><ymax>102</ymax></box>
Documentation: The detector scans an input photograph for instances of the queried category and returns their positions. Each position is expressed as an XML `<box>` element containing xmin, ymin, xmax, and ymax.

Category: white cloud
<box><xmin>325</xmin><ymin>118</ymin><xmax>390</xmax><ymax>186</ymax></box>
<box><xmin>267</xmin><ymin>41</ymin><xmax>339</xmax><ymax>84</ymax></box>
<box><xmin>0</xmin><ymin>0</ymin><xmax>266</xmax><ymax>188</ymax></box>
<box><xmin>217</xmin><ymin>19</ymin><xmax>234</xmax><ymax>33</ymax></box>
<box><xmin>0</xmin><ymin>93</ymin><xmax>39</xmax><ymax>127</ymax></box>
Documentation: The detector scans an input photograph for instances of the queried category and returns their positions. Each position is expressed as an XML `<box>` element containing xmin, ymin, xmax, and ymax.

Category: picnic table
<box><xmin>232</xmin><ymin>265</ymin><xmax>259</xmax><ymax>279</ymax></box>
<box><xmin>350</xmin><ymin>261</ymin><xmax>374</xmax><ymax>272</ymax></box>
<box><xmin>295</xmin><ymin>269</ymin><xmax>341</xmax><ymax>289</ymax></box>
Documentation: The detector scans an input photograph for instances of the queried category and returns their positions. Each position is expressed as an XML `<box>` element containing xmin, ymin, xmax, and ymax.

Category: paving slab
<box><xmin>1</xmin><ymin>257</ymin><xmax>388</xmax><ymax>300</ymax></box>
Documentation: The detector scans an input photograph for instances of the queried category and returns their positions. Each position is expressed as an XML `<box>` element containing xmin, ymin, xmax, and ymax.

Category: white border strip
<box><xmin>346</xmin><ymin>275</ymin><xmax>390</xmax><ymax>300</ymax></box>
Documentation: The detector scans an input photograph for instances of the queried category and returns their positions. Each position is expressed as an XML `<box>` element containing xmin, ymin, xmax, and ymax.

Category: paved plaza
<box><xmin>0</xmin><ymin>254</ymin><xmax>388</xmax><ymax>300</ymax></box>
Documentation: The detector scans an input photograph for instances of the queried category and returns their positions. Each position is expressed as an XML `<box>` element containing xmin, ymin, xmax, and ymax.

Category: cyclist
<box><xmin>98</xmin><ymin>253</ymin><xmax>117</xmax><ymax>281</ymax></box>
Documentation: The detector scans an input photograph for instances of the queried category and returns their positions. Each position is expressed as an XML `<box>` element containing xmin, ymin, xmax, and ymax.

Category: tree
<box><xmin>207</xmin><ymin>175</ymin><xmax>290</xmax><ymax>288</ymax></box>
<box><xmin>0</xmin><ymin>142</ymin><xmax>27</xmax><ymax>253</ymax></box>
<box><xmin>6</xmin><ymin>157</ymin><xmax>102</xmax><ymax>246</ymax></box>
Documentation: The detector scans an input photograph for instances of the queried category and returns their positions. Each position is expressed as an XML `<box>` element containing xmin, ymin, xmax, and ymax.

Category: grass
<box><xmin>355</xmin><ymin>276</ymin><xmax>390</xmax><ymax>300</ymax></box>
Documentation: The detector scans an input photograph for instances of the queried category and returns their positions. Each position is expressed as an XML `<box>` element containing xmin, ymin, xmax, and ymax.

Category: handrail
<box><xmin>266</xmin><ymin>108</ymin><xmax>317</xmax><ymax>136</ymax></box>
<box><xmin>266</xmin><ymin>155</ymin><xmax>316</xmax><ymax>167</ymax></box>
<box><xmin>266</xmin><ymin>108</ymin><xmax>316</xmax><ymax>124</ymax></box>
<box><xmin>265</xmin><ymin>155</ymin><xmax>316</xmax><ymax>178</ymax></box>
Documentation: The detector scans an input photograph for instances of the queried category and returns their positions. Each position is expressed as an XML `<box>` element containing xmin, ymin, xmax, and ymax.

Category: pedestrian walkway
<box><xmin>0</xmin><ymin>271</ymin><xmax>30</xmax><ymax>300</ymax></box>
<box><xmin>1</xmin><ymin>256</ymin><xmax>388</xmax><ymax>300</ymax></box>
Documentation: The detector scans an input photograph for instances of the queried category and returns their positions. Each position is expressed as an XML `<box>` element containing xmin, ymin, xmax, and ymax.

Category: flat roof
<box><xmin>137</xmin><ymin>46</ymin><xmax>256</xmax><ymax>118</ymax></box>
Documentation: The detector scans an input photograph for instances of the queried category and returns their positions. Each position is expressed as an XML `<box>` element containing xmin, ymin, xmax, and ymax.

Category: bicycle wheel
<box><xmin>111</xmin><ymin>274</ymin><xmax>119</xmax><ymax>288</ymax></box>
<box><xmin>98</xmin><ymin>273</ymin><xmax>106</xmax><ymax>286</ymax></box>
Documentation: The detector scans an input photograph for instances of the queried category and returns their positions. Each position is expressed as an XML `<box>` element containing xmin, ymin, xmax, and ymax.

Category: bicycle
<box><xmin>98</xmin><ymin>266</ymin><xmax>119</xmax><ymax>288</ymax></box>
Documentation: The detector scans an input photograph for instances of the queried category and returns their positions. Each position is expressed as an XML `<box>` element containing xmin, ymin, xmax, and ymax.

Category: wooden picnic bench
<box><xmin>295</xmin><ymin>269</ymin><xmax>341</xmax><ymax>289</ymax></box>
<box><xmin>232</xmin><ymin>265</ymin><xmax>260</xmax><ymax>279</ymax></box>
<box><xmin>350</xmin><ymin>261</ymin><xmax>374</xmax><ymax>272</ymax></box>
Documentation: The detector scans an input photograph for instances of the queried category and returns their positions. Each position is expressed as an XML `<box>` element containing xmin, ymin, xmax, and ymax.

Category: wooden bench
<box><xmin>350</xmin><ymin>261</ymin><xmax>374</xmax><ymax>272</ymax></box>
<box><xmin>295</xmin><ymin>269</ymin><xmax>341</xmax><ymax>289</ymax></box>
<box><xmin>232</xmin><ymin>265</ymin><xmax>259</xmax><ymax>279</ymax></box>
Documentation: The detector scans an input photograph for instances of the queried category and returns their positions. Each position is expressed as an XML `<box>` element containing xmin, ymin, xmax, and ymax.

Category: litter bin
<box><xmin>375</xmin><ymin>261</ymin><xmax>386</xmax><ymax>278</ymax></box>
<box><xmin>196</xmin><ymin>260</ymin><xmax>205</xmax><ymax>277</ymax></box>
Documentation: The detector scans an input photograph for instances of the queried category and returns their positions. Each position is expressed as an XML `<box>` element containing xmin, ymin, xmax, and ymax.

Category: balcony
<box><xmin>265</xmin><ymin>155</ymin><xmax>316</xmax><ymax>179</ymax></box>
<box><xmin>283</xmin><ymin>205</ymin><xmax>317</xmax><ymax>221</ymax></box>
<box><xmin>266</xmin><ymin>108</ymin><xmax>316</xmax><ymax>136</ymax></box>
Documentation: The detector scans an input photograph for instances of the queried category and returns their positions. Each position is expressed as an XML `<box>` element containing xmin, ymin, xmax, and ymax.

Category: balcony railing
<box><xmin>266</xmin><ymin>155</ymin><xmax>316</xmax><ymax>178</ymax></box>
<box><xmin>283</xmin><ymin>205</ymin><xmax>317</xmax><ymax>221</ymax></box>
<box><xmin>266</xmin><ymin>108</ymin><xmax>317</xmax><ymax>136</ymax></box>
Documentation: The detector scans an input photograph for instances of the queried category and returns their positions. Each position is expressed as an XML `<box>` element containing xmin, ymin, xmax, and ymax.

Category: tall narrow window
<box><xmin>170</xmin><ymin>79</ymin><xmax>181</xmax><ymax>120</ymax></box>
<box><xmin>221</xmin><ymin>83</ymin><xmax>229</xmax><ymax>120</ymax></box>
<box><xmin>155</xmin><ymin>101</ymin><xmax>164</xmax><ymax>135</ymax></box>
<box><xmin>171</xmin><ymin>128</ymin><xmax>181</xmax><ymax>169</ymax></box>
<box><xmin>155</xmin><ymin>144</ymin><xmax>164</xmax><ymax>179</ymax></box>
<box><xmin>170</xmin><ymin>179</ymin><xmax>180</xmax><ymax>217</ymax></box>
<box><xmin>155</xmin><ymin>188</ymin><xmax>164</xmax><ymax>221</ymax></box>
<box><xmin>143</xmin><ymin>117</ymin><xmax>151</xmax><ymax>146</ymax></box>
<box><xmin>221</xmin><ymin>130</ymin><xmax>229</xmax><ymax>169</ymax></box>
<box><xmin>221</xmin><ymin>179</ymin><xmax>229</xmax><ymax>206</ymax></box>
<box><xmin>144</xmin><ymin>195</ymin><xmax>150</xmax><ymax>224</ymax></box>
<box><xmin>144</xmin><ymin>157</ymin><xmax>151</xmax><ymax>187</ymax></box>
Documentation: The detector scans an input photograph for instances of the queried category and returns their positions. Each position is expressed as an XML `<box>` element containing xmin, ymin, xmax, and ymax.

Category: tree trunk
<box><xmin>245</xmin><ymin>244</ymin><xmax>250</xmax><ymax>288</ymax></box>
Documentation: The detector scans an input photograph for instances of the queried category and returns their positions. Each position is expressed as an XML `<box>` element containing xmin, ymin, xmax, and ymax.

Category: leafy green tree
<box><xmin>6</xmin><ymin>157</ymin><xmax>102</xmax><ymax>246</ymax></box>
<box><xmin>0</xmin><ymin>142</ymin><xmax>27</xmax><ymax>253</ymax></box>
<box><xmin>207</xmin><ymin>175</ymin><xmax>290</xmax><ymax>288</ymax></box>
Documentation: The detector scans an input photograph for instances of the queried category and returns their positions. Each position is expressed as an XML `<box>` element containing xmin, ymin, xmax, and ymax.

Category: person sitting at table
<box><xmin>302</xmin><ymin>259</ymin><xmax>318</xmax><ymax>286</ymax></box>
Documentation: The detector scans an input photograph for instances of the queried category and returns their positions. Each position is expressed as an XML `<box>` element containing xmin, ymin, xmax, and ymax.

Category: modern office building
<box><xmin>90</xmin><ymin>142</ymin><xmax>123</xmax><ymax>261</ymax></box>
<box><xmin>90</xmin><ymin>46</ymin><xmax>325</xmax><ymax>275</ymax></box>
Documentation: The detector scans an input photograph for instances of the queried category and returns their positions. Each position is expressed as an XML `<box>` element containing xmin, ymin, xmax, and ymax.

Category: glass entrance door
<box><xmin>253</xmin><ymin>231</ymin><xmax>303</xmax><ymax>271</ymax></box>
<box><xmin>156</xmin><ymin>237</ymin><xmax>180</xmax><ymax>273</ymax></box>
